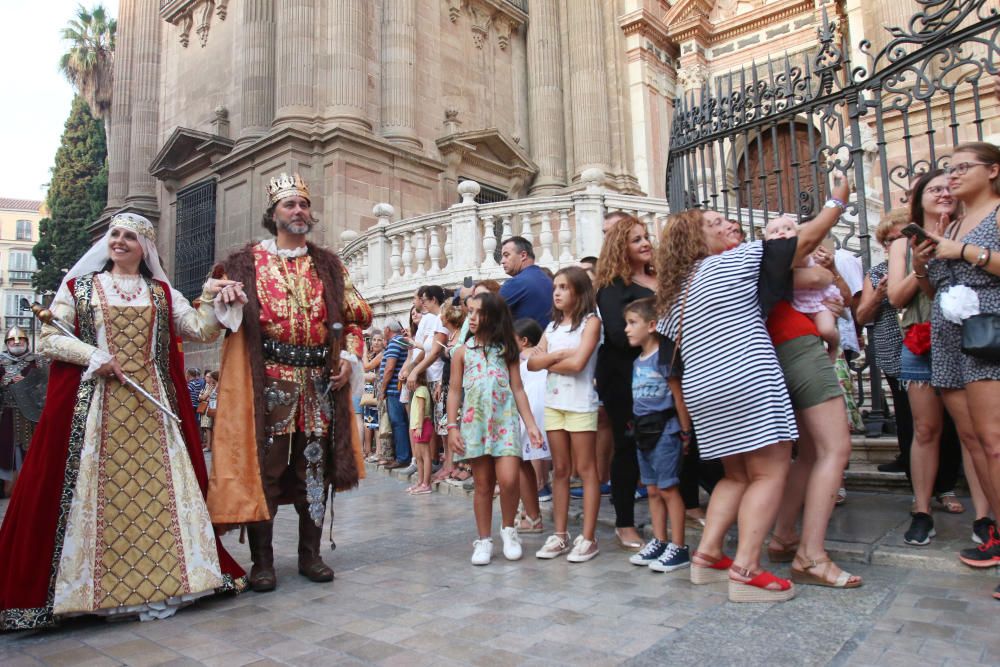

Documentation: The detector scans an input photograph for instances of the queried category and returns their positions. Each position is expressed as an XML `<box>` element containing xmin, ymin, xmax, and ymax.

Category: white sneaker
<box><xmin>535</xmin><ymin>533</ymin><xmax>572</xmax><ymax>559</ymax></box>
<box><xmin>566</xmin><ymin>535</ymin><xmax>599</xmax><ymax>563</ymax></box>
<box><xmin>471</xmin><ymin>538</ymin><xmax>493</xmax><ymax>566</ymax></box>
<box><xmin>400</xmin><ymin>462</ymin><xmax>418</xmax><ymax>476</ymax></box>
<box><xmin>500</xmin><ymin>526</ymin><xmax>523</xmax><ymax>561</ymax></box>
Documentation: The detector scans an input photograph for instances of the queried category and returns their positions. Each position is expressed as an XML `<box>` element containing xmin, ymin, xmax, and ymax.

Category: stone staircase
<box><xmin>846</xmin><ymin>435</ymin><xmax>911</xmax><ymax>493</ymax></box>
<box><xmin>846</xmin><ymin>434</ymin><xmax>976</xmax><ymax>494</ymax></box>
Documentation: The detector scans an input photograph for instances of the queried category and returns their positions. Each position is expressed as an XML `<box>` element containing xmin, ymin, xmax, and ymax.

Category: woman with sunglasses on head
<box><xmin>913</xmin><ymin>142</ymin><xmax>1000</xmax><ymax>594</ymax></box>
<box><xmin>888</xmin><ymin>174</ymin><xmax>989</xmax><ymax>548</ymax></box>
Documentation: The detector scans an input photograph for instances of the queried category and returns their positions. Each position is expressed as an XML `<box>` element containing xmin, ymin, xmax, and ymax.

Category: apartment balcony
<box><xmin>8</xmin><ymin>270</ymin><xmax>35</xmax><ymax>283</ymax></box>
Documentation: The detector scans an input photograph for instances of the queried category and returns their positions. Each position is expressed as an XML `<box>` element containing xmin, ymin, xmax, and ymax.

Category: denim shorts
<box><xmin>637</xmin><ymin>430</ymin><xmax>683</xmax><ymax>490</ymax></box>
<box><xmin>899</xmin><ymin>346</ymin><xmax>932</xmax><ymax>383</ymax></box>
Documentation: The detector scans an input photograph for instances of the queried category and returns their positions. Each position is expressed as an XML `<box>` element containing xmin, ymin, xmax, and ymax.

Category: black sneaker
<box><xmin>960</xmin><ymin>525</ymin><xmax>1000</xmax><ymax>568</ymax></box>
<box><xmin>904</xmin><ymin>512</ymin><xmax>935</xmax><ymax>546</ymax></box>
<box><xmin>877</xmin><ymin>458</ymin><xmax>906</xmax><ymax>474</ymax></box>
<box><xmin>972</xmin><ymin>517</ymin><xmax>996</xmax><ymax>545</ymax></box>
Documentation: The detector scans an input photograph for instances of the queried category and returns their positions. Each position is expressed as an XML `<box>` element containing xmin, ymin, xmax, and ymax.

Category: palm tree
<box><xmin>59</xmin><ymin>4</ymin><xmax>116</xmax><ymax>124</ymax></box>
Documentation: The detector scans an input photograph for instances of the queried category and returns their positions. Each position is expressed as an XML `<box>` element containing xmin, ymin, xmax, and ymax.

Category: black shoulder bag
<box><xmin>945</xmin><ymin>208</ymin><xmax>1000</xmax><ymax>361</ymax></box>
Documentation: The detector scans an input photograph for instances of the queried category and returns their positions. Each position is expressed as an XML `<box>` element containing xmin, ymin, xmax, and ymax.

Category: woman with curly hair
<box><xmin>656</xmin><ymin>176</ymin><xmax>849</xmax><ymax>602</ymax></box>
<box><xmin>595</xmin><ymin>213</ymin><xmax>657</xmax><ymax>548</ymax></box>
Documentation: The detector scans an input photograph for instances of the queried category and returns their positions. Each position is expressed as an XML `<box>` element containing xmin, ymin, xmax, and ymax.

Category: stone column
<box><xmin>326</xmin><ymin>1</ymin><xmax>372</xmax><ymax>132</ymax></box>
<box><xmin>379</xmin><ymin>0</ymin><xmax>420</xmax><ymax>149</ymax></box>
<box><xmin>526</xmin><ymin>0</ymin><xmax>566</xmax><ymax>194</ymax></box>
<box><xmin>238</xmin><ymin>0</ymin><xmax>276</xmax><ymax>143</ymax></box>
<box><xmin>105</xmin><ymin>0</ymin><xmax>134</xmax><ymax>208</ymax></box>
<box><xmin>274</xmin><ymin>0</ymin><xmax>313</xmax><ymax>125</ymax></box>
<box><xmin>566</xmin><ymin>0</ymin><xmax>611</xmax><ymax>178</ymax></box>
<box><xmin>125</xmin><ymin>0</ymin><xmax>161</xmax><ymax>209</ymax></box>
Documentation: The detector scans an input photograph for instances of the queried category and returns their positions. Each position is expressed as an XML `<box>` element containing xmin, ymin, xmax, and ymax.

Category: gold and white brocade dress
<box><xmin>40</xmin><ymin>273</ymin><xmax>226</xmax><ymax>621</ymax></box>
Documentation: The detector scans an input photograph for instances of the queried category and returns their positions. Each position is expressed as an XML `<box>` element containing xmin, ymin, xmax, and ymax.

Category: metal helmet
<box><xmin>5</xmin><ymin>326</ymin><xmax>27</xmax><ymax>344</ymax></box>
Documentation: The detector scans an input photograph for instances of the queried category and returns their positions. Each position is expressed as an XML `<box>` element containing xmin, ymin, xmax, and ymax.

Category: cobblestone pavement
<box><xmin>1</xmin><ymin>470</ymin><xmax>998</xmax><ymax>666</ymax></box>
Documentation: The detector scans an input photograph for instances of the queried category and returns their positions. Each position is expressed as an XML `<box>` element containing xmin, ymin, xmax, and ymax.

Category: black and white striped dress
<box><xmin>657</xmin><ymin>241</ymin><xmax>797</xmax><ymax>459</ymax></box>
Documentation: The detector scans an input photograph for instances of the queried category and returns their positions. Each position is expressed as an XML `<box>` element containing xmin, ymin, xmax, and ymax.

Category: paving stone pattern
<box><xmin>0</xmin><ymin>470</ymin><xmax>997</xmax><ymax>666</ymax></box>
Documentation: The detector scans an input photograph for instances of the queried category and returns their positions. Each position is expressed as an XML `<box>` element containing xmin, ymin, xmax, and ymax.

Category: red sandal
<box><xmin>728</xmin><ymin>566</ymin><xmax>795</xmax><ymax>603</ymax></box>
<box><xmin>690</xmin><ymin>550</ymin><xmax>734</xmax><ymax>585</ymax></box>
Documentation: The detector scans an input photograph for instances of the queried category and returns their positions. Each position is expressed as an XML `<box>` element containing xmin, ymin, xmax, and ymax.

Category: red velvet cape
<box><xmin>0</xmin><ymin>279</ymin><xmax>245</xmax><ymax>630</ymax></box>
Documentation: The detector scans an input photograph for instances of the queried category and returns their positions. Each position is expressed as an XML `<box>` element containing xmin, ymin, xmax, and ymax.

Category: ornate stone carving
<box><xmin>179</xmin><ymin>14</ymin><xmax>193</xmax><ymax>47</ymax></box>
<box><xmin>447</xmin><ymin>0</ymin><xmax>464</xmax><ymax>23</ymax></box>
<box><xmin>161</xmin><ymin>0</ymin><xmax>228</xmax><ymax>49</ymax></box>
<box><xmin>494</xmin><ymin>15</ymin><xmax>512</xmax><ymax>50</ymax></box>
<box><xmin>443</xmin><ymin>108</ymin><xmax>462</xmax><ymax>134</ymax></box>
<box><xmin>676</xmin><ymin>63</ymin><xmax>709</xmax><ymax>92</ymax></box>
<box><xmin>469</xmin><ymin>4</ymin><xmax>492</xmax><ymax>49</ymax></box>
<box><xmin>197</xmin><ymin>1</ymin><xmax>214</xmax><ymax>47</ymax></box>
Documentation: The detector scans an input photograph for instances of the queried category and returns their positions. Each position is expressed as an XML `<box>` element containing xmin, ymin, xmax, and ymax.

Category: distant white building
<box><xmin>0</xmin><ymin>198</ymin><xmax>43</xmax><ymax>351</ymax></box>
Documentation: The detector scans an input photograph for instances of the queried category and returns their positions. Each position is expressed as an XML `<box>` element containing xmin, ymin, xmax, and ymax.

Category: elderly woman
<box><xmin>0</xmin><ymin>214</ymin><xmax>247</xmax><ymax>630</ymax></box>
<box><xmin>657</xmin><ymin>176</ymin><xmax>850</xmax><ymax>602</ymax></box>
<box><xmin>914</xmin><ymin>143</ymin><xmax>1000</xmax><ymax>589</ymax></box>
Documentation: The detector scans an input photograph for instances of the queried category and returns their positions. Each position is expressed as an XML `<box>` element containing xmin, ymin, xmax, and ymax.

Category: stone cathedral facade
<box><xmin>103</xmin><ymin>0</ymin><xmax>981</xmax><ymax>296</ymax></box>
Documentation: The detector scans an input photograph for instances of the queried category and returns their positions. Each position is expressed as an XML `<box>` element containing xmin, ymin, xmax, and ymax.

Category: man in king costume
<box><xmin>0</xmin><ymin>326</ymin><xmax>47</xmax><ymax>495</ymax></box>
<box><xmin>210</xmin><ymin>173</ymin><xmax>372</xmax><ymax>592</ymax></box>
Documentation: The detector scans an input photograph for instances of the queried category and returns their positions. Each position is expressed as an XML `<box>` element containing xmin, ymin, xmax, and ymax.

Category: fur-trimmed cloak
<box><xmin>206</xmin><ymin>242</ymin><xmax>363</xmax><ymax>525</ymax></box>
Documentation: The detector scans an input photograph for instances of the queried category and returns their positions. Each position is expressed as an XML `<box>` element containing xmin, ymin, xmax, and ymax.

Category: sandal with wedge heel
<box><xmin>766</xmin><ymin>535</ymin><xmax>800</xmax><ymax>563</ymax></box>
<box><xmin>790</xmin><ymin>555</ymin><xmax>862</xmax><ymax>589</ymax></box>
<box><xmin>728</xmin><ymin>565</ymin><xmax>795</xmax><ymax>603</ymax></box>
<box><xmin>690</xmin><ymin>551</ymin><xmax>734</xmax><ymax>585</ymax></box>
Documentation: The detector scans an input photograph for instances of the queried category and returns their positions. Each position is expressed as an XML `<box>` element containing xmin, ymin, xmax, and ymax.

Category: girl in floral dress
<box><xmin>446</xmin><ymin>293</ymin><xmax>544</xmax><ymax>566</ymax></box>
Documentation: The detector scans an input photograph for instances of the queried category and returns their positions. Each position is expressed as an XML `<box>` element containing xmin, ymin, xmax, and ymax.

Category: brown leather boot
<box><xmin>246</xmin><ymin>521</ymin><xmax>277</xmax><ymax>592</ymax></box>
<box><xmin>295</xmin><ymin>504</ymin><xmax>334</xmax><ymax>582</ymax></box>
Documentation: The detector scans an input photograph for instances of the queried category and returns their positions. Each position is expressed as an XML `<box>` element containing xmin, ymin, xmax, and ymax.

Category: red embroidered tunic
<box><xmin>253</xmin><ymin>245</ymin><xmax>370</xmax><ymax>435</ymax></box>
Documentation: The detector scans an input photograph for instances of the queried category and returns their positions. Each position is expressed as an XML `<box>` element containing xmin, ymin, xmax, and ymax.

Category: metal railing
<box><xmin>665</xmin><ymin>0</ymin><xmax>1000</xmax><ymax>435</ymax></box>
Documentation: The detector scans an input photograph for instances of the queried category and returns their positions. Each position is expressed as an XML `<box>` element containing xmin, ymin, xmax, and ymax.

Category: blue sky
<box><xmin>0</xmin><ymin>0</ymin><xmax>119</xmax><ymax>202</ymax></box>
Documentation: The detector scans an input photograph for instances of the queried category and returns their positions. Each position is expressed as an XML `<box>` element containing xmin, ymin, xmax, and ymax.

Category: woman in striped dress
<box><xmin>655</xmin><ymin>176</ymin><xmax>850</xmax><ymax>603</ymax></box>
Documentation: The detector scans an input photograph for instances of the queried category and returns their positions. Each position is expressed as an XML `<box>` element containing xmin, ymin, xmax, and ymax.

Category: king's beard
<box><xmin>277</xmin><ymin>218</ymin><xmax>315</xmax><ymax>236</ymax></box>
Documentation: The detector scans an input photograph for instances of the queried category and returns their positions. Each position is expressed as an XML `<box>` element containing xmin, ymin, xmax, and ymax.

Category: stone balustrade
<box><xmin>341</xmin><ymin>170</ymin><xmax>611</xmax><ymax>319</ymax></box>
<box><xmin>341</xmin><ymin>170</ymin><xmax>875</xmax><ymax>322</ymax></box>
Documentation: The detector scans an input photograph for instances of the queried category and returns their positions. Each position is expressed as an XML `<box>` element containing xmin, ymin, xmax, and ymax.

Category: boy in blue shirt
<box><xmin>623</xmin><ymin>298</ymin><xmax>692</xmax><ymax>572</ymax></box>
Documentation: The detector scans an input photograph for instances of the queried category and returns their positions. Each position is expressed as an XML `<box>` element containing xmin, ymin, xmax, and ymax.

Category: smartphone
<box><xmin>900</xmin><ymin>223</ymin><xmax>933</xmax><ymax>244</ymax></box>
<box><xmin>463</xmin><ymin>276</ymin><xmax>474</xmax><ymax>288</ymax></box>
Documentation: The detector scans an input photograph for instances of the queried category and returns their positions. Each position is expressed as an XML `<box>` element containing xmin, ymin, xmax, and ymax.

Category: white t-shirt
<box><xmin>543</xmin><ymin>313</ymin><xmax>600</xmax><ymax>413</ymax></box>
<box><xmin>519</xmin><ymin>356</ymin><xmax>550</xmax><ymax>460</ymax></box>
<box><xmin>834</xmin><ymin>249</ymin><xmax>864</xmax><ymax>353</ymax></box>
<box><xmin>414</xmin><ymin>312</ymin><xmax>448</xmax><ymax>382</ymax></box>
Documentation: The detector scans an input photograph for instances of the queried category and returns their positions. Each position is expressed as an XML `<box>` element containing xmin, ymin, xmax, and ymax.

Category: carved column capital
<box><xmin>676</xmin><ymin>63</ymin><xmax>709</xmax><ymax>92</ymax></box>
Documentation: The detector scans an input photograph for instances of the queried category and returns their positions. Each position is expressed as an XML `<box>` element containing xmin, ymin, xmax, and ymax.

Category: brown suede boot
<box><xmin>246</xmin><ymin>521</ymin><xmax>277</xmax><ymax>592</ymax></box>
<box><xmin>295</xmin><ymin>504</ymin><xmax>334</xmax><ymax>582</ymax></box>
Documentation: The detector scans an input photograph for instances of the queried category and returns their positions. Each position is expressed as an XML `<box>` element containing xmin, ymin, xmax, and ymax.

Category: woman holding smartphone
<box><xmin>890</xmin><ymin>170</ymin><xmax>989</xmax><ymax>548</ymax></box>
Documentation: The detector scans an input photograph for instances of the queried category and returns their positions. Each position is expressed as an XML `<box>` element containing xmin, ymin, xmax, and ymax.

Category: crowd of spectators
<box><xmin>356</xmin><ymin>141</ymin><xmax>1000</xmax><ymax>603</ymax></box>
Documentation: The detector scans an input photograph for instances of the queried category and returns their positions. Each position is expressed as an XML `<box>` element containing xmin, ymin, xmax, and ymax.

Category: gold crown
<box><xmin>266</xmin><ymin>172</ymin><xmax>311</xmax><ymax>206</ymax></box>
<box><xmin>110</xmin><ymin>213</ymin><xmax>156</xmax><ymax>242</ymax></box>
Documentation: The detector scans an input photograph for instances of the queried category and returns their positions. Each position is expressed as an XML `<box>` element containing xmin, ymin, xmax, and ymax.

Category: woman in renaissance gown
<box><xmin>0</xmin><ymin>213</ymin><xmax>247</xmax><ymax>630</ymax></box>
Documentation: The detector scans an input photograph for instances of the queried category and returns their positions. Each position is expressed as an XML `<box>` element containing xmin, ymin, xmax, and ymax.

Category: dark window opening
<box><xmin>174</xmin><ymin>180</ymin><xmax>216</xmax><ymax>302</ymax></box>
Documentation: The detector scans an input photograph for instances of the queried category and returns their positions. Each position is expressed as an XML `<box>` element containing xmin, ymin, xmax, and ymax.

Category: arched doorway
<box><xmin>736</xmin><ymin>123</ymin><xmax>825</xmax><ymax>215</ymax></box>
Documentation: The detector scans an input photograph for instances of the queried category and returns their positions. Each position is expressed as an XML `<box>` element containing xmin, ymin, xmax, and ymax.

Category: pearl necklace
<box><xmin>109</xmin><ymin>273</ymin><xmax>144</xmax><ymax>302</ymax></box>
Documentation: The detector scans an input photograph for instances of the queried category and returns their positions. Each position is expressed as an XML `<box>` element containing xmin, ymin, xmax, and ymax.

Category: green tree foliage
<box><xmin>60</xmin><ymin>4</ymin><xmax>116</xmax><ymax>124</ymax></box>
<box><xmin>33</xmin><ymin>96</ymin><xmax>108</xmax><ymax>294</ymax></box>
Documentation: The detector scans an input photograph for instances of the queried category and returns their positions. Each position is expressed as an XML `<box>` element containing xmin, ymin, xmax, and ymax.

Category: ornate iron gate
<box><xmin>665</xmin><ymin>0</ymin><xmax>1000</xmax><ymax>434</ymax></box>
